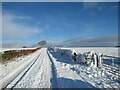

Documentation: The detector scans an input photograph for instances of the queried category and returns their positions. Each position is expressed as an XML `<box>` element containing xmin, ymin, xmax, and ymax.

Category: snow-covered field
<box><xmin>62</xmin><ymin>47</ymin><xmax>119</xmax><ymax>67</ymax></box>
<box><xmin>0</xmin><ymin>47</ymin><xmax>119</xmax><ymax>89</ymax></box>
<box><xmin>61</xmin><ymin>47</ymin><xmax>119</xmax><ymax>57</ymax></box>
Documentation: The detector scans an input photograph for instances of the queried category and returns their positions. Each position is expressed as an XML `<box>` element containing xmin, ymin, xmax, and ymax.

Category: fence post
<box><xmin>99</xmin><ymin>53</ymin><xmax>103</xmax><ymax>67</ymax></box>
<box><xmin>112</xmin><ymin>58</ymin><xmax>114</xmax><ymax>66</ymax></box>
<box><xmin>93</xmin><ymin>52</ymin><xmax>98</xmax><ymax>67</ymax></box>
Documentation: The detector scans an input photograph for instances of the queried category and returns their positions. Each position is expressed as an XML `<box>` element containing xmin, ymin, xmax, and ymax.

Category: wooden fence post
<box><xmin>112</xmin><ymin>58</ymin><xmax>114</xmax><ymax>66</ymax></box>
<box><xmin>99</xmin><ymin>53</ymin><xmax>103</xmax><ymax>67</ymax></box>
<box><xmin>93</xmin><ymin>52</ymin><xmax>98</xmax><ymax>67</ymax></box>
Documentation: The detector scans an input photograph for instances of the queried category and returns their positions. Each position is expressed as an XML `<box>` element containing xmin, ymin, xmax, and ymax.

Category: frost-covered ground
<box><xmin>0</xmin><ymin>48</ymin><xmax>119</xmax><ymax>89</ymax></box>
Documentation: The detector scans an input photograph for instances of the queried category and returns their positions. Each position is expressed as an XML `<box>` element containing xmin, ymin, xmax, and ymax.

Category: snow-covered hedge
<box><xmin>49</xmin><ymin>47</ymin><xmax>104</xmax><ymax>68</ymax></box>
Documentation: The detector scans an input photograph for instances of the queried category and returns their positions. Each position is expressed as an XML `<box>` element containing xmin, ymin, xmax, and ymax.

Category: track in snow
<box><xmin>1</xmin><ymin>48</ymin><xmax>118</xmax><ymax>89</ymax></box>
<box><xmin>48</xmin><ymin>51</ymin><xmax>119</xmax><ymax>88</ymax></box>
<box><xmin>5</xmin><ymin>48</ymin><xmax>52</xmax><ymax>88</ymax></box>
<box><xmin>48</xmin><ymin>51</ymin><xmax>96</xmax><ymax>88</ymax></box>
<box><xmin>47</xmin><ymin>51</ymin><xmax>60</xmax><ymax>88</ymax></box>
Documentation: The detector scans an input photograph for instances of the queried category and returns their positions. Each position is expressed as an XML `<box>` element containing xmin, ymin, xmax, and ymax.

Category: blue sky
<box><xmin>2</xmin><ymin>2</ymin><xmax>118</xmax><ymax>47</ymax></box>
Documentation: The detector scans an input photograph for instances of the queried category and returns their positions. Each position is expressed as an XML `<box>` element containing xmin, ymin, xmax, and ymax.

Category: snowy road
<box><xmin>6</xmin><ymin>48</ymin><xmax>52</xmax><ymax>88</ymax></box>
<box><xmin>1</xmin><ymin>48</ymin><xmax>119</xmax><ymax>89</ymax></box>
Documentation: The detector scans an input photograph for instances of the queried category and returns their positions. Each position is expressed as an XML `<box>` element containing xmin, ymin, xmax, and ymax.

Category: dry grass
<box><xmin>0</xmin><ymin>47</ymin><xmax>42</xmax><ymax>64</ymax></box>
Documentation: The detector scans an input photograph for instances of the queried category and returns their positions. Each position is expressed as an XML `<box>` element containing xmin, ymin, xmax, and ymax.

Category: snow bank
<box><xmin>48</xmin><ymin>50</ymin><xmax>119</xmax><ymax>88</ymax></box>
<box><xmin>0</xmin><ymin>49</ymin><xmax>42</xmax><ymax>89</ymax></box>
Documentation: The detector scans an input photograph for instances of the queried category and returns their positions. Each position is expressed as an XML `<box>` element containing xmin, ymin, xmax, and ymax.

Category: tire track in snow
<box><xmin>56</xmin><ymin>63</ymin><xmax>95</xmax><ymax>88</ymax></box>
<box><xmin>11</xmin><ymin>48</ymin><xmax>52</xmax><ymax>88</ymax></box>
<box><xmin>6</xmin><ymin>49</ymin><xmax>44</xmax><ymax>88</ymax></box>
<box><xmin>48</xmin><ymin>52</ymin><xmax>97</xmax><ymax>88</ymax></box>
<box><xmin>31</xmin><ymin>49</ymin><xmax>51</xmax><ymax>88</ymax></box>
<box><xmin>31</xmin><ymin>54</ymin><xmax>45</xmax><ymax>88</ymax></box>
<box><xmin>47</xmin><ymin>51</ymin><xmax>60</xmax><ymax>88</ymax></box>
<box><xmin>1</xmin><ymin>49</ymin><xmax>43</xmax><ymax>89</ymax></box>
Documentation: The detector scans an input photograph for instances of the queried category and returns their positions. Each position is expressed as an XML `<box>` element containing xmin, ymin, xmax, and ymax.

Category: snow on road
<box><xmin>0</xmin><ymin>49</ymin><xmax>44</xmax><ymax>88</ymax></box>
<box><xmin>6</xmin><ymin>48</ymin><xmax>52</xmax><ymax>88</ymax></box>
<box><xmin>0</xmin><ymin>49</ymin><xmax>41</xmax><ymax>80</ymax></box>
<box><xmin>0</xmin><ymin>48</ymin><xmax>119</xmax><ymax>89</ymax></box>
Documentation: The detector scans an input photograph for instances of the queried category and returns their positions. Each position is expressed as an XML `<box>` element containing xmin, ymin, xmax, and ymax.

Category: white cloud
<box><xmin>82</xmin><ymin>2</ymin><xmax>104</xmax><ymax>12</ymax></box>
<box><xmin>97</xmin><ymin>6</ymin><xmax>103</xmax><ymax>11</ymax></box>
<box><xmin>37</xmin><ymin>21</ymin><xmax>41</xmax><ymax>25</ymax></box>
<box><xmin>82</xmin><ymin>2</ymin><xmax>98</xmax><ymax>10</ymax></box>
<box><xmin>82</xmin><ymin>1</ymin><xmax>118</xmax><ymax>11</ymax></box>
<box><xmin>1</xmin><ymin>41</ymin><xmax>28</xmax><ymax>48</ymax></box>
<box><xmin>15</xmin><ymin>16</ymin><xmax>33</xmax><ymax>20</ymax></box>
<box><xmin>47</xmin><ymin>34</ymin><xmax>119</xmax><ymax>47</ymax></box>
<box><xmin>82</xmin><ymin>2</ymin><xmax>118</xmax><ymax>16</ymax></box>
<box><xmin>2</xmin><ymin>12</ymin><xmax>40</xmax><ymax>39</ymax></box>
<box><xmin>40</xmin><ymin>35</ymin><xmax>55</xmax><ymax>41</ymax></box>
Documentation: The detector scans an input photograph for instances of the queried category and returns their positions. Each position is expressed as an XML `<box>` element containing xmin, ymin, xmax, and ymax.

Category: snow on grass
<box><xmin>48</xmin><ymin>52</ymin><xmax>96</xmax><ymax>88</ymax></box>
<box><xmin>0</xmin><ymin>49</ymin><xmax>42</xmax><ymax>88</ymax></box>
<box><xmin>61</xmin><ymin>47</ymin><xmax>119</xmax><ymax>57</ymax></box>
<box><xmin>48</xmin><ymin>51</ymin><xmax>119</xmax><ymax>88</ymax></box>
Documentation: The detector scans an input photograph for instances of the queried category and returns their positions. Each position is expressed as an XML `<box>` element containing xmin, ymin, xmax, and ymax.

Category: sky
<box><xmin>1</xmin><ymin>2</ymin><xmax>119</xmax><ymax>48</ymax></box>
